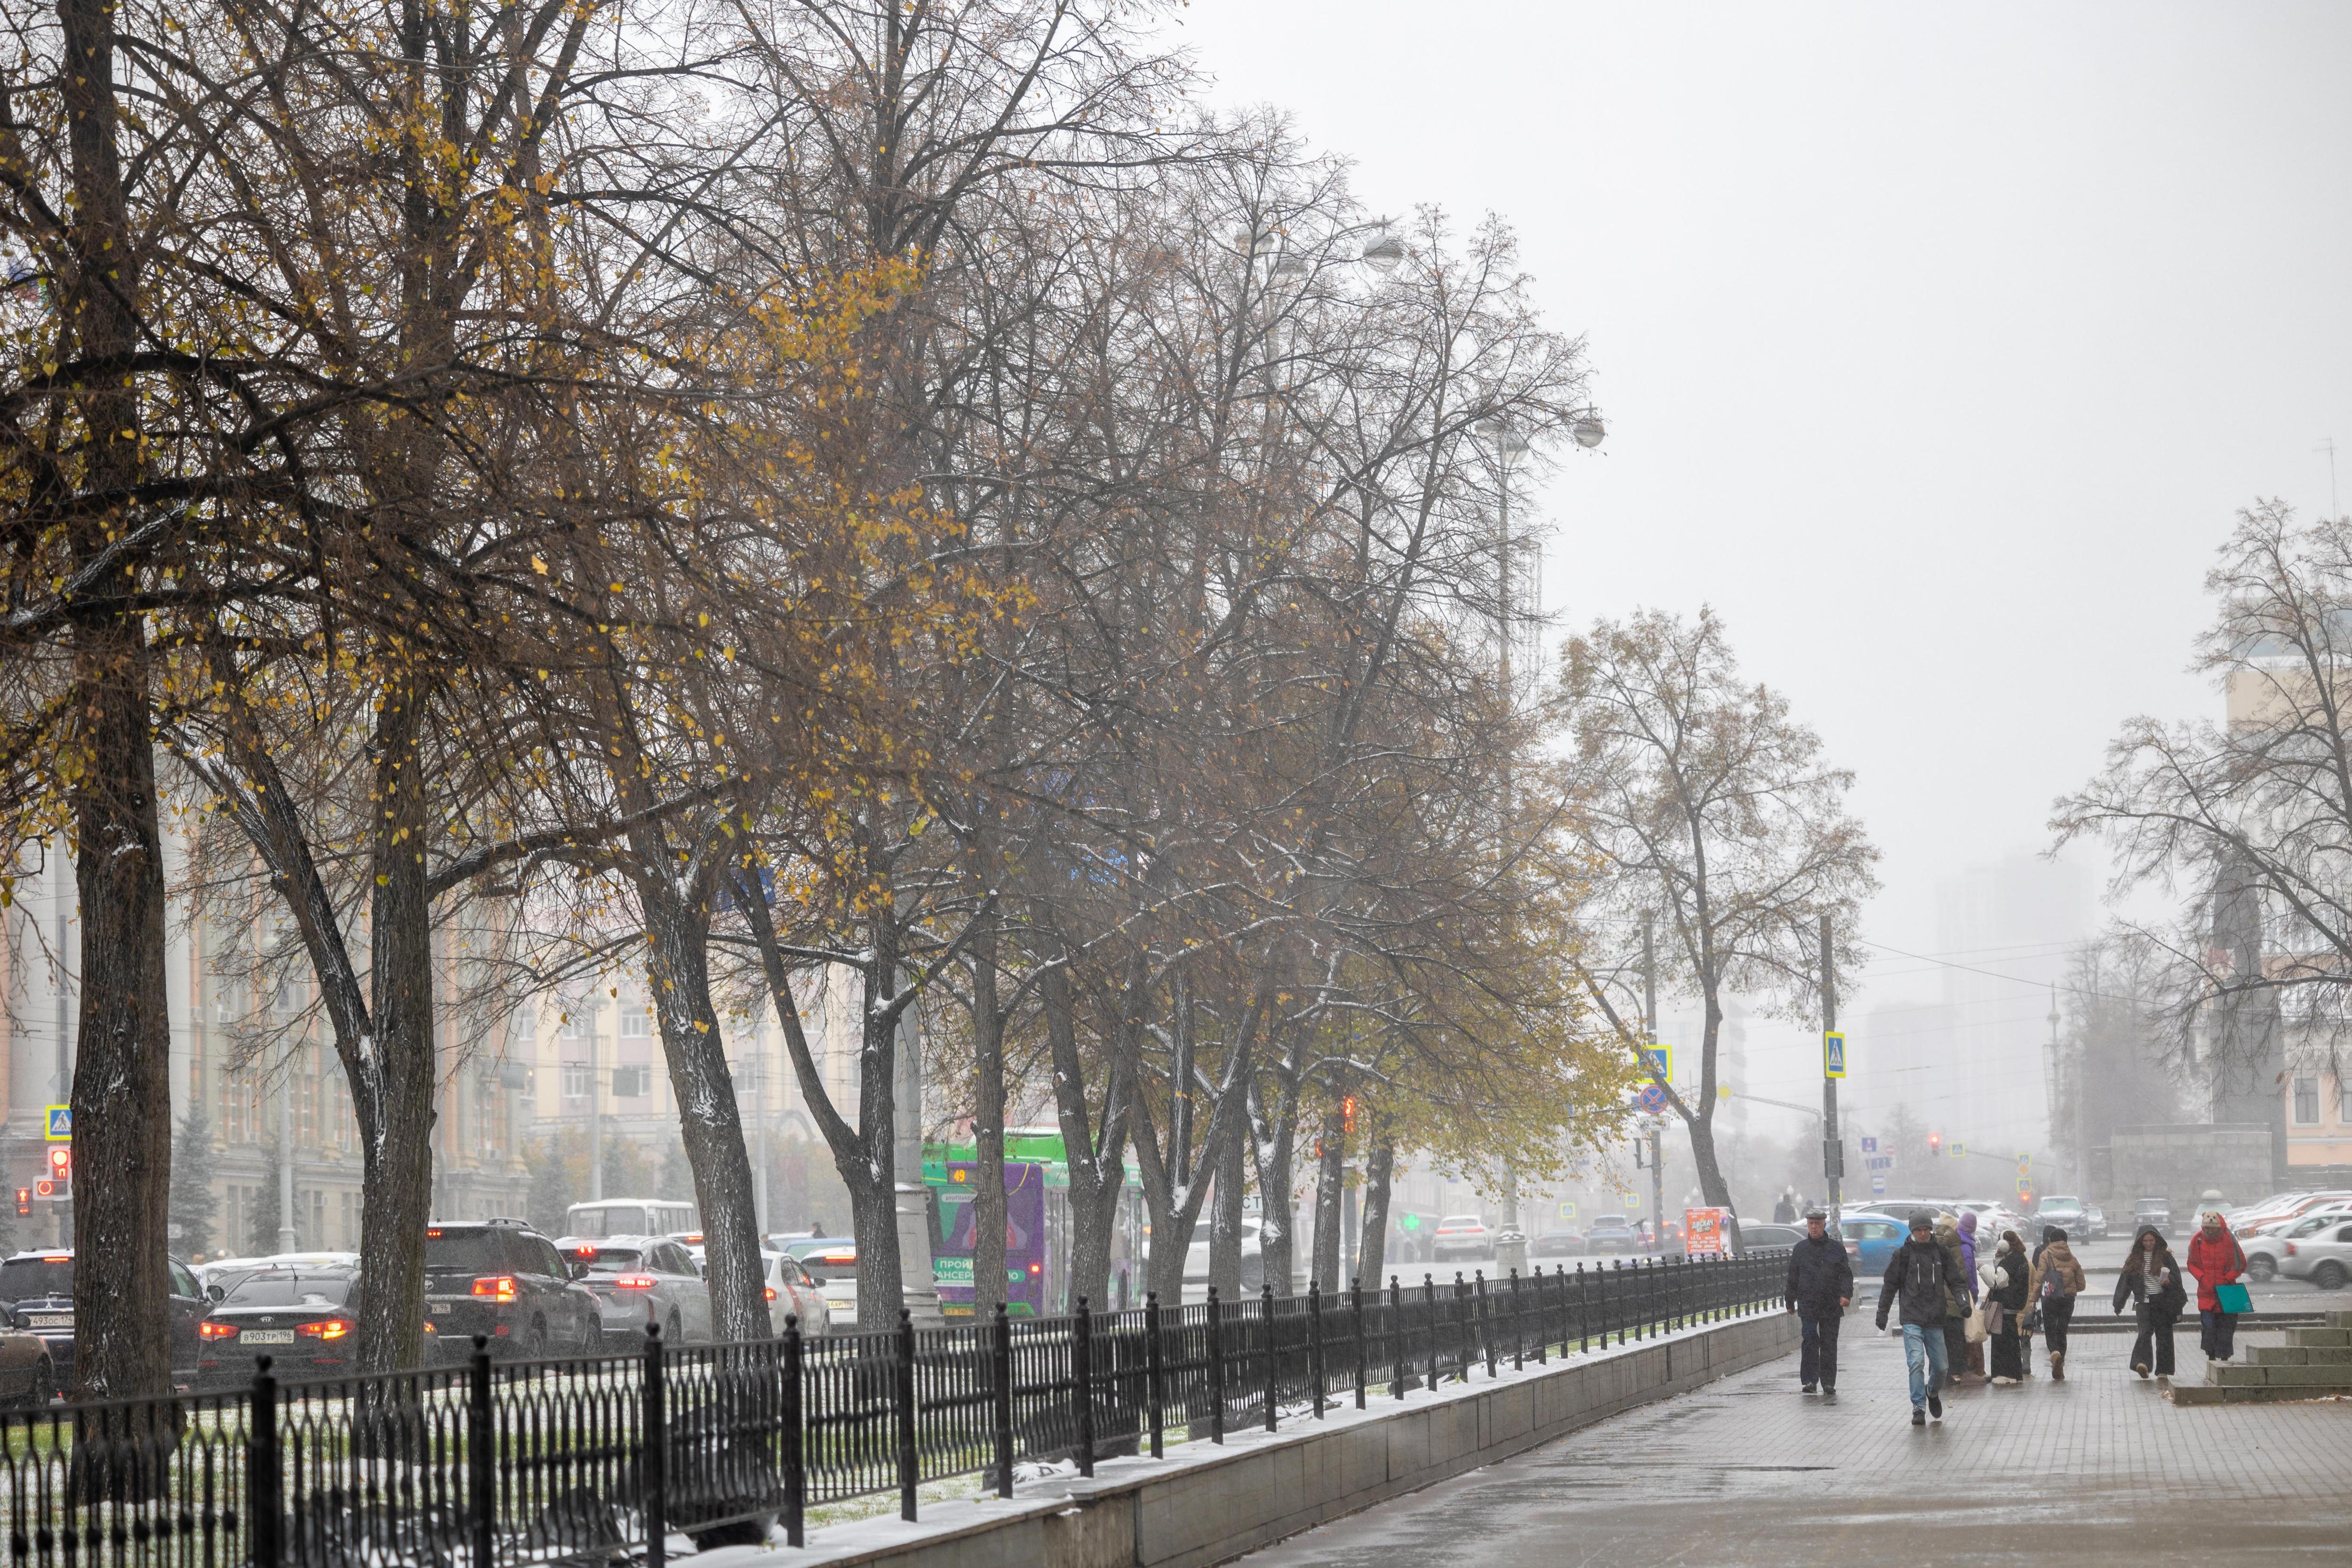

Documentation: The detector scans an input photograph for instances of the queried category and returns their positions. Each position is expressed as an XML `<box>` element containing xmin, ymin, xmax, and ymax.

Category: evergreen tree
<box><xmin>170</xmin><ymin>1114</ymin><xmax>221</xmax><ymax>1258</ymax></box>
<box><xmin>250</xmin><ymin>1143</ymin><xmax>283</xmax><ymax>1254</ymax></box>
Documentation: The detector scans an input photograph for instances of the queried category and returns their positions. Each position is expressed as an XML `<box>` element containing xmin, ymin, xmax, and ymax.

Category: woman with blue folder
<box><xmin>2187</xmin><ymin>1210</ymin><xmax>2251</xmax><ymax>1365</ymax></box>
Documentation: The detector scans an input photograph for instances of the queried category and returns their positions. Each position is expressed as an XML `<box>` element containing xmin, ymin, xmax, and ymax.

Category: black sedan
<box><xmin>195</xmin><ymin>1266</ymin><xmax>360</xmax><ymax>1389</ymax></box>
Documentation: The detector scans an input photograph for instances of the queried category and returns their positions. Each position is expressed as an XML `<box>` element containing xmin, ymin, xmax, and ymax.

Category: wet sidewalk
<box><xmin>1234</xmin><ymin>1319</ymin><xmax>2352</xmax><ymax>1566</ymax></box>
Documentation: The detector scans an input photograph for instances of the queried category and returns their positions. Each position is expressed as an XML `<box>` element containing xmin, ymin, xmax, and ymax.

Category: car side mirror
<box><xmin>206</xmin><ymin>1284</ymin><xmax>225</xmax><ymax>1303</ymax></box>
<box><xmin>568</xmin><ymin>1259</ymin><xmax>591</xmax><ymax>1281</ymax></box>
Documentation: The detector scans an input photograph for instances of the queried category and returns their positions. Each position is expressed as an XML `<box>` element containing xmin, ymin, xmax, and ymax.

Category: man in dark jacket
<box><xmin>1876</xmin><ymin>1211</ymin><xmax>1969</xmax><ymax>1425</ymax></box>
<box><xmin>1784</xmin><ymin>1210</ymin><xmax>1854</xmax><ymax>1395</ymax></box>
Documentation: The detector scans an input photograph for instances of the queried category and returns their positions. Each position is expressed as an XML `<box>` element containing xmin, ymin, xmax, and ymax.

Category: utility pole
<box><xmin>1820</xmin><ymin>915</ymin><xmax>1842</xmax><ymax>1231</ymax></box>
<box><xmin>278</xmin><ymin>1053</ymin><xmax>298</xmax><ymax>1252</ymax></box>
<box><xmin>1643</xmin><ymin>916</ymin><xmax>1663</xmax><ymax>1251</ymax></box>
<box><xmin>2043</xmin><ymin>984</ymin><xmax>2063</xmax><ymax>1195</ymax></box>
<box><xmin>588</xmin><ymin>1003</ymin><xmax>603</xmax><ymax>1202</ymax></box>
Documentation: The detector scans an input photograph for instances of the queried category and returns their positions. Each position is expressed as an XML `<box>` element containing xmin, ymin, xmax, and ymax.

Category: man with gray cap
<box><xmin>1784</xmin><ymin>1208</ymin><xmax>1853</xmax><ymax>1394</ymax></box>
<box><xmin>1876</xmin><ymin>1210</ymin><xmax>1969</xmax><ymax>1425</ymax></box>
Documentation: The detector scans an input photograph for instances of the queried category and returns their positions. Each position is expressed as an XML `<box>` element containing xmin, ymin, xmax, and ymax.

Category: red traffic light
<box><xmin>33</xmin><ymin>1180</ymin><xmax>53</xmax><ymax>1199</ymax></box>
<box><xmin>1927</xmin><ymin>1133</ymin><xmax>1941</xmax><ymax>1153</ymax></box>
<box><xmin>45</xmin><ymin>1146</ymin><xmax>70</xmax><ymax>1183</ymax></box>
<box><xmin>1341</xmin><ymin>1095</ymin><xmax>1359</xmax><ymax>1135</ymax></box>
<box><xmin>12</xmin><ymin>1189</ymin><xmax>27</xmax><ymax>1217</ymax></box>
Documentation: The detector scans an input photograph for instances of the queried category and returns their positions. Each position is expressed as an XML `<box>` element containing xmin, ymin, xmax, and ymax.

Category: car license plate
<box><xmin>27</xmin><ymin>1315</ymin><xmax>70</xmax><ymax>1328</ymax></box>
<box><xmin>431</xmin><ymin>1304</ymin><xmax>452</xmax><ymax>1314</ymax></box>
<box><xmin>242</xmin><ymin>1329</ymin><xmax>295</xmax><ymax>1345</ymax></box>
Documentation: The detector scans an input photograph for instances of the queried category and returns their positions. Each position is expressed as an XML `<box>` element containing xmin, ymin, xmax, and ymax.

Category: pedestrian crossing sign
<box><xmin>42</xmin><ymin>1106</ymin><xmax>70</xmax><ymax>1141</ymax></box>
<box><xmin>1822</xmin><ymin>1032</ymin><xmax>1846</xmax><ymax>1079</ymax></box>
<box><xmin>1640</xmin><ymin>1043</ymin><xmax>1670</xmax><ymax>1082</ymax></box>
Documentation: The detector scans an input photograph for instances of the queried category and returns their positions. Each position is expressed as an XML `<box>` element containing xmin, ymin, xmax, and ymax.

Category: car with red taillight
<box><xmin>786</xmin><ymin>1237</ymin><xmax>860</xmax><ymax>1319</ymax></box>
<box><xmin>557</xmin><ymin>1235</ymin><xmax>713</xmax><ymax>1347</ymax></box>
<box><xmin>194</xmin><ymin>1266</ymin><xmax>361</xmax><ymax>1388</ymax></box>
<box><xmin>421</xmin><ymin>1219</ymin><xmax>599</xmax><ymax>1360</ymax></box>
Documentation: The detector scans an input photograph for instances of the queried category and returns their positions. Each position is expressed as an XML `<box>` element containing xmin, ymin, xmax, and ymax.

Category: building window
<box><xmin>560</xmin><ymin>1008</ymin><xmax>591</xmax><ymax>1042</ymax></box>
<box><xmin>612</xmin><ymin>1065</ymin><xmax>652</xmax><ymax>1098</ymax></box>
<box><xmin>562</xmin><ymin>1062</ymin><xmax>592</xmax><ymax>1099</ymax></box>
<box><xmin>2293</xmin><ymin>1075</ymin><xmax>2320</xmax><ymax>1125</ymax></box>
<box><xmin>2340</xmin><ymin>1076</ymin><xmax>2352</xmax><ymax>1125</ymax></box>
<box><xmin>621</xmin><ymin>1006</ymin><xmax>652</xmax><ymax>1040</ymax></box>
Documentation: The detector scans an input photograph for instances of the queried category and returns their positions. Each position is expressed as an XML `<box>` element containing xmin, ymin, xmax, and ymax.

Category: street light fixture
<box><xmin>1572</xmin><ymin>415</ymin><xmax>1605</xmax><ymax>449</ymax></box>
<box><xmin>1360</xmin><ymin>231</ymin><xmax>1404</xmax><ymax>271</ymax></box>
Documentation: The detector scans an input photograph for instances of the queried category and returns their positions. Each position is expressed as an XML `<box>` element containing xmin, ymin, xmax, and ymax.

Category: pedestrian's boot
<box><xmin>2050</xmin><ymin>1351</ymin><xmax>2065</xmax><ymax>1383</ymax></box>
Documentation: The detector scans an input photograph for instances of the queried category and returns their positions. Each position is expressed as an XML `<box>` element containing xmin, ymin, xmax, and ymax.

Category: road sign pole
<box><xmin>1820</xmin><ymin>916</ymin><xmax>1841</xmax><ymax>1232</ymax></box>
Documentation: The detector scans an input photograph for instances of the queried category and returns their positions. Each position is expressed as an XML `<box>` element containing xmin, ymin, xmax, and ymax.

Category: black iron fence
<box><xmin>0</xmin><ymin>1252</ymin><xmax>1783</xmax><ymax>1568</ymax></box>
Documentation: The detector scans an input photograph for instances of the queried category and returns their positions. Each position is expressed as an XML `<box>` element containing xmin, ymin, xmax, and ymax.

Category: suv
<box><xmin>1583</xmin><ymin>1215</ymin><xmax>1642</xmax><ymax>1255</ymax></box>
<box><xmin>422</xmin><ymin>1220</ymin><xmax>599</xmax><ymax>1360</ymax></box>
<box><xmin>0</xmin><ymin>1250</ymin><xmax>209</xmax><ymax>1387</ymax></box>
<box><xmin>2132</xmin><ymin>1197</ymin><xmax>2172</xmax><ymax>1234</ymax></box>
<box><xmin>2033</xmin><ymin>1196</ymin><xmax>2088</xmax><ymax>1234</ymax></box>
<box><xmin>1431</xmin><ymin>1215</ymin><xmax>1490</xmax><ymax>1262</ymax></box>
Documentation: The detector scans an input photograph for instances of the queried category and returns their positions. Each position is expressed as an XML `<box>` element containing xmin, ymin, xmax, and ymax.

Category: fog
<box><xmin>1176</xmin><ymin>1</ymin><xmax>2352</xmax><ymax>1178</ymax></box>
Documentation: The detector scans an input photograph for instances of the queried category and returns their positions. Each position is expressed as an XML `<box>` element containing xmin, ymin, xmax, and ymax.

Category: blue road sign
<box><xmin>1860</xmin><ymin>1136</ymin><xmax>1878</xmax><ymax>1154</ymax></box>
<box><xmin>43</xmin><ymin>1106</ymin><xmax>70</xmax><ymax>1141</ymax></box>
<box><xmin>1637</xmin><ymin>1083</ymin><xmax>1669</xmax><ymax>1114</ymax></box>
<box><xmin>1641</xmin><ymin>1044</ymin><xmax>1671</xmax><ymax>1082</ymax></box>
<box><xmin>1822</xmin><ymin>1032</ymin><xmax>1847</xmax><ymax>1079</ymax></box>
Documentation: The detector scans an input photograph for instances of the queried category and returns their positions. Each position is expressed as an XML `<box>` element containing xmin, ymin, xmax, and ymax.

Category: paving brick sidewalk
<box><xmin>1237</xmin><ymin>1321</ymin><xmax>2351</xmax><ymax>1566</ymax></box>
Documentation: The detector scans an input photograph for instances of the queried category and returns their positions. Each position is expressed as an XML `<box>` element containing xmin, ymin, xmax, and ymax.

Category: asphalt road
<box><xmin>1233</xmin><ymin>1318</ymin><xmax>2352</xmax><ymax>1567</ymax></box>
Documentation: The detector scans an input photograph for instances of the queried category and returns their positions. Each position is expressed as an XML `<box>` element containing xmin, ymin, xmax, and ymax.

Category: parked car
<box><xmin>1839</xmin><ymin>1212</ymin><xmax>1909</xmax><ymax>1279</ymax></box>
<box><xmin>1431</xmin><ymin>1215</ymin><xmax>1490</xmax><ymax>1262</ymax></box>
<box><xmin>2033</xmin><ymin>1196</ymin><xmax>2089</xmax><ymax>1234</ymax></box>
<box><xmin>2132</xmin><ymin>1197</ymin><xmax>2172</xmax><ymax>1233</ymax></box>
<box><xmin>1180</xmin><ymin>1218</ymin><xmax>1267</xmax><ymax>1291</ymax></box>
<box><xmin>2084</xmin><ymin>1206</ymin><xmax>2109</xmax><ymax>1239</ymax></box>
<box><xmin>194</xmin><ymin>1264</ymin><xmax>360</xmax><ymax>1388</ymax></box>
<box><xmin>2278</xmin><ymin>1216</ymin><xmax>2352</xmax><ymax>1290</ymax></box>
<box><xmin>422</xmin><ymin>1219</ymin><xmax>600</xmax><ymax>1360</ymax></box>
<box><xmin>560</xmin><ymin>1235</ymin><xmax>714</xmax><ymax>1346</ymax></box>
<box><xmin>761</xmin><ymin>1251</ymin><xmax>832</xmax><ymax>1336</ymax></box>
<box><xmin>1736</xmin><ymin>1222</ymin><xmax>1804</xmax><ymax>1250</ymax></box>
<box><xmin>2243</xmin><ymin>1207</ymin><xmax>2352</xmax><ymax>1281</ymax></box>
<box><xmin>0</xmin><ymin>1250</ymin><xmax>208</xmax><ymax>1388</ymax></box>
<box><xmin>787</xmin><ymin>1237</ymin><xmax>865</xmax><ymax>1317</ymax></box>
<box><xmin>1530</xmin><ymin>1230</ymin><xmax>1588</xmax><ymax>1259</ymax></box>
<box><xmin>1583</xmin><ymin>1215</ymin><xmax>1642</xmax><ymax>1255</ymax></box>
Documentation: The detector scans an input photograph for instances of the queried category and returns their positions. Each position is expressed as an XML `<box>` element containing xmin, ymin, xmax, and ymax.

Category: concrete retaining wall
<box><xmin>724</xmin><ymin>1308</ymin><xmax>1800</xmax><ymax>1568</ymax></box>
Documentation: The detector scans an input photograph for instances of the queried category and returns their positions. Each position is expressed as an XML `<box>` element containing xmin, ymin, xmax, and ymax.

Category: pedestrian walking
<box><xmin>1773</xmin><ymin>1191</ymin><xmax>1798</xmax><ymax>1225</ymax></box>
<box><xmin>1783</xmin><ymin>1208</ymin><xmax>1854</xmax><ymax>1395</ymax></box>
<box><xmin>2186</xmin><ymin>1210</ymin><xmax>2249</xmax><ymax>1365</ymax></box>
<box><xmin>1933</xmin><ymin>1213</ymin><xmax>1979</xmax><ymax>1385</ymax></box>
<box><xmin>2026</xmin><ymin>1226</ymin><xmax>2086</xmax><ymax>1381</ymax></box>
<box><xmin>1956</xmin><ymin>1210</ymin><xmax>1987</xmax><ymax>1380</ymax></box>
<box><xmin>2112</xmin><ymin>1224</ymin><xmax>2188</xmax><ymax>1380</ymax></box>
<box><xmin>1984</xmin><ymin>1230</ymin><xmax>2029</xmax><ymax>1385</ymax></box>
<box><xmin>1877</xmin><ymin>1211</ymin><xmax>1969</xmax><ymax>1425</ymax></box>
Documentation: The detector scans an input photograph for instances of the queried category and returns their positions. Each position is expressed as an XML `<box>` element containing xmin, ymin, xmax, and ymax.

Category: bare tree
<box><xmin>1554</xmin><ymin>607</ymin><xmax>1878</xmax><ymax>1215</ymax></box>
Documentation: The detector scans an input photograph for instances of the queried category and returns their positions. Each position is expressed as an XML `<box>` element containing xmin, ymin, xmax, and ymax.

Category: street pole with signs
<box><xmin>1820</xmin><ymin>914</ymin><xmax>1843</xmax><ymax>1231</ymax></box>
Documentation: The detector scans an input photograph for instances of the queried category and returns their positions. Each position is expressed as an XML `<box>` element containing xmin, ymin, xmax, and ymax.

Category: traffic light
<box><xmin>12</xmin><ymin>1189</ymin><xmax>26</xmax><ymax>1217</ymax></box>
<box><xmin>1927</xmin><ymin>1133</ymin><xmax>1941</xmax><ymax>1155</ymax></box>
<box><xmin>1341</xmin><ymin>1096</ymin><xmax>1358</xmax><ymax>1136</ymax></box>
<box><xmin>46</xmin><ymin>1145</ymin><xmax>71</xmax><ymax>1187</ymax></box>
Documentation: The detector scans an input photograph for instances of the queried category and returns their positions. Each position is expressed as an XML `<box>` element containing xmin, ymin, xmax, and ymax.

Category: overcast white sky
<box><xmin>1170</xmin><ymin>1</ymin><xmax>2352</xmax><ymax>1162</ymax></box>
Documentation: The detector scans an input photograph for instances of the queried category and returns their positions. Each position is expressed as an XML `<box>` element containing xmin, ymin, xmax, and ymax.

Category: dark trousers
<box><xmin>1799</xmin><ymin>1312</ymin><xmax>1840</xmax><ymax>1387</ymax></box>
<box><xmin>2131</xmin><ymin>1308</ymin><xmax>2177</xmax><ymax>1375</ymax></box>
<box><xmin>1942</xmin><ymin>1315</ymin><xmax>1968</xmax><ymax>1376</ymax></box>
<box><xmin>2042</xmin><ymin>1297</ymin><xmax>2075</xmax><ymax>1357</ymax></box>
<box><xmin>2199</xmin><ymin>1308</ymin><xmax>2238</xmax><ymax>1361</ymax></box>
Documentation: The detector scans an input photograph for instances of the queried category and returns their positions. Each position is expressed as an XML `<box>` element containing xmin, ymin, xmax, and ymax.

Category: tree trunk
<box><xmin>1355</xmin><ymin>1127</ymin><xmax>1393</xmax><ymax>1290</ymax></box>
<box><xmin>1682</xmin><ymin>995</ymin><xmax>1735</xmax><ymax>1211</ymax></box>
<box><xmin>56</xmin><ymin>0</ymin><xmax>173</xmax><ymax>1405</ymax></box>
<box><xmin>1309</xmin><ymin>1106</ymin><xmax>1344</xmax><ymax>1292</ymax></box>
<box><xmin>1208</xmin><ymin>1130</ymin><xmax>1246</xmax><ymax>1297</ymax></box>
<box><xmin>1043</xmin><ymin>963</ymin><xmax>1134</xmax><ymax>1310</ymax></box>
<box><xmin>967</xmin><ymin>932</ymin><xmax>1009</xmax><ymax>1314</ymax></box>
<box><xmin>636</xmin><ymin>869</ymin><xmax>767</xmax><ymax>1342</ymax></box>
<box><xmin>1249</xmin><ymin>1088</ymin><xmax>1299</xmax><ymax>1296</ymax></box>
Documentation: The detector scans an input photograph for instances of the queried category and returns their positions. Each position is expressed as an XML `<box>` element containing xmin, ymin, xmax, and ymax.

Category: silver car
<box><xmin>2278</xmin><ymin>1215</ymin><xmax>2352</xmax><ymax>1291</ymax></box>
<box><xmin>559</xmin><ymin>1234</ymin><xmax>714</xmax><ymax>1345</ymax></box>
<box><xmin>2243</xmin><ymin>1206</ymin><xmax>2352</xmax><ymax>1281</ymax></box>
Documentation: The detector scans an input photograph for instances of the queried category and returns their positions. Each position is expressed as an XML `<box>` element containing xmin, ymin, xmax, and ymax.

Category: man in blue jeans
<box><xmin>1875</xmin><ymin>1211</ymin><xmax>1968</xmax><ymax>1426</ymax></box>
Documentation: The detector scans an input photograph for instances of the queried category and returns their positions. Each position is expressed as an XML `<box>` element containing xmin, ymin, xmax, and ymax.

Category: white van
<box><xmin>565</xmin><ymin>1199</ymin><xmax>699</xmax><ymax>1240</ymax></box>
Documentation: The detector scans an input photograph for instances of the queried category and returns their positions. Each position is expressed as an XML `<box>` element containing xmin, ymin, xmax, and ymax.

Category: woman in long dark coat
<box><xmin>1986</xmin><ymin>1229</ymin><xmax>2030</xmax><ymax>1384</ymax></box>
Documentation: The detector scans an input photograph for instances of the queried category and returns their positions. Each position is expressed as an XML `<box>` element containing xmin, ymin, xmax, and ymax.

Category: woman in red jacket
<box><xmin>2187</xmin><ymin>1210</ymin><xmax>2248</xmax><ymax>1364</ymax></box>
